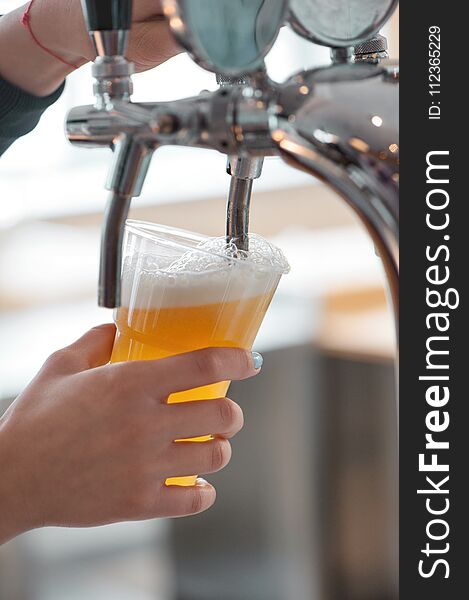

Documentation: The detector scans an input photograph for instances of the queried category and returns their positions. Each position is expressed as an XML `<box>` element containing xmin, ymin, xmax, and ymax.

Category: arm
<box><xmin>0</xmin><ymin>6</ymin><xmax>74</xmax><ymax>155</ymax></box>
<box><xmin>0</xmin><ymin>0</ymin><xmax>178</xmax><ymax>155</ymax></box>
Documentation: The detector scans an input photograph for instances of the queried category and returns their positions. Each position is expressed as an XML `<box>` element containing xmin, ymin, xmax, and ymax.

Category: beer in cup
<box><xmin>111</xmin><ymin>221</ymin><xmax>289</xmax><ymax>485</ymax></box>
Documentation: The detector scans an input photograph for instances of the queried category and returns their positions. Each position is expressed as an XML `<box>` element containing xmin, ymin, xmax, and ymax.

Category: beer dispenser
<box><xmin>67</xmin><ymin>0</ymin><xmax>398</xmax><ymax>317</ymax></box>
<box><xmin>67</xmin><ymin>0</ymin><xmax>398</xmax><ymax>596</ymax></box>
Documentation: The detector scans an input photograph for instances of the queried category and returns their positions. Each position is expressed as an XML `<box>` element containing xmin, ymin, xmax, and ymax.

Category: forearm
<box><xmin>0</xmin><ymin>3</ymin><xmax>86</xmax><ymax>97</ymax></box>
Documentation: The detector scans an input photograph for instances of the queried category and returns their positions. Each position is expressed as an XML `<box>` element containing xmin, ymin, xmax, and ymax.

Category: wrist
<box><xmin>26</xmin><ymin>0</ymin><xmax>95</xmax><ymax>67</ymax></box>
<box><xmin>0</xmin><ymin>4</ymin><xmax>88</xmax><ymax>97</ymax></box>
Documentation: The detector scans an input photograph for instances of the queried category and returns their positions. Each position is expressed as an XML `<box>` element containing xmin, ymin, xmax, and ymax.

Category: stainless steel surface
<box><xmin>227</xmin><ymin>155</ymin><xmax>263</xmax><ymax>180</ymax></box>
<box><xmin>225</xmin><ymin>153</ymin><xmax>264</xmax><ymax>251</ymax></box>
<box><xmin>90</xmin><ymin>30</ymin><xmax>129</xmax><ymax>57</ymax></box>
<box><xmin>273</xmin><ymin>62</ymin><xmax>399</xmax><ymax>323</ymax></box>
<box><xmin>92</xmin><ymin>56</ymin><xmax>134</xmax><ymax>103</ymax></box>
<box><xmin>99</xmin><ymin>192</ymin><xmax>131</xmax><ymax>308</ymax></box>
<box><xmin>226</xmin><ymin>176</ymin><xmax>253</xmax><ymax>251</ymax></box>
<box><xmin>66</xmin><ymin>59</ymin><xmax>399</xmax><ymax>330</ymax></box>
<box><xmin>66</xmin><ymin>61</ymin><xmax>399</xmax><ymax>315</ymax></box>
<box><xmin>217</xmin><ymin>71</ymin><xmax>259</xmax><ymax>251</ymax></box>
<box><xmin>288</xmin><ymin>0</ymin><xmax>398</xmax><ymax>47</ymax></box>
<box><xmin>71</xmin><ymin>0</ymin><xmax>400</xmax><ymax>315</ymax></box>
<box><xmin>106</xmin><ymin>135</ymin><xmax>154</xmax><ymax>197</ymax></box>
<box><xmin>163</xmin><ymin>0</ymin><xmax>288</xmax><ymax>75</ymax></box>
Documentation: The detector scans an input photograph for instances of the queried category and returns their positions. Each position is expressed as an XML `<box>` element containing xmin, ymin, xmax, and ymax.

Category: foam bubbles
<box><xmin>121</xmin><ymin>234</ymin><xmax>289</xmax><ymax>308</ymax></box>
<box><xmin>164</xmin><ymin>234</ymin><xmax>289</xmax><ymax>275</ymax></box>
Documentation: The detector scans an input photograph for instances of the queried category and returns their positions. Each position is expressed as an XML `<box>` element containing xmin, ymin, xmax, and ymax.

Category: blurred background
<box><xmin>0</xmin><ymin>2</ymin><xmax>399</xmax><ymax>599</ymax></box>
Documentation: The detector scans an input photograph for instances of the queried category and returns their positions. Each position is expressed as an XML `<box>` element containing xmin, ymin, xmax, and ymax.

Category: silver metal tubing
<box><xmin>98</xmin><ymin>192</ymin><xmax>132</xmax><ymax>308</ymax></box>
<box><xmin>225</xmin><ymin>154</ymin><xmax>264</xmax><ymax>251</ymax></box>
<box><xmin>226</xmin><ymin>177</ymin><xmax>253</xmax><ymax>251</ymax></box>
<box><xmin>90</xmin><ymin>30</ymin><xmax>129</xmax><ymax>57</ymax></box>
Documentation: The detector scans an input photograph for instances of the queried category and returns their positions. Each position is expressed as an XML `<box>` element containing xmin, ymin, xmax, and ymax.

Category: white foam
<box><xmin>120</xmin><ymin>234</ymin><xmax>289</xmax><ymax>308</ymax></box>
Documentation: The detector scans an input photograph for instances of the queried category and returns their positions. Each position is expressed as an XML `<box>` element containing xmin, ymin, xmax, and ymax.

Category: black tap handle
<box><xmin>81</xmin><ymin>0</ymin><xmax>132</xmax><ymax>31</ymax></box>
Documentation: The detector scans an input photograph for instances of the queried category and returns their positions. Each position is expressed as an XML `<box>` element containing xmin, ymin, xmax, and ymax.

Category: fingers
<box><xmin>129</xmin><ymin>21</ymin><xmax>181</xmax><ymax>72</ymax></box>
<box><xmin>44</xmin><ymin>324</ymin><xmax>116</xmax><ymax>374</ymax></box>
<box><xmin>164</xmin><ymin>397</ymin><xmax>244</xmax><ymax>440</ymax></box>
<box><xmin>162</xmin><ymin>438</ymin><xmax>232</xmax><ymax>478</ymax></box>
<box><xmin>118</xmin><ymin>347</ymin><xmax>260</xmax><ymax>400</ymax></box>
<box><xmin>151</xmin><ymin>479</ymin><xmax>216</xmax><ymax>518</ymax></box>
<box><xmin>66</xmin><ymin>324</ymin><xmax>117</xmax><ymax>369</ymax></box>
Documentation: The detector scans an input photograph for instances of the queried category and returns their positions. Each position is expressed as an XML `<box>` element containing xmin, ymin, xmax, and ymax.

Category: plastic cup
<box><xmin>111</xmin><ymin>220</ymin><xmax>289</xmax><ymax>486</ymax></box>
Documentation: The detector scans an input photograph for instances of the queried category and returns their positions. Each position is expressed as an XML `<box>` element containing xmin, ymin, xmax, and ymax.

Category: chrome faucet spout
<box><xmin>98</xmin><ymin>192</ymin><xmax>132</xmax><ymax>308</ymax></box>
<box><xmin>226</xmin><ymin>177</ymin><xmax>253</xmax><ymax>251</ymax></box>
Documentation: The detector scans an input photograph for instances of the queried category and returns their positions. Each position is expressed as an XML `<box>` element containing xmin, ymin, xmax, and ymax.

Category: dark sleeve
<box><xmin>0</xmin><ymin>76</ymin><xmax>65</xmax><ymax>156</ymax></box>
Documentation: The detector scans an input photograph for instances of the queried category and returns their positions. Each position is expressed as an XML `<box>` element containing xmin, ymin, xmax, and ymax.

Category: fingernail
<box><xmin>251</xmin><ymin>351</ymin><xmax>263</xmax><ymax>370</ymax></box>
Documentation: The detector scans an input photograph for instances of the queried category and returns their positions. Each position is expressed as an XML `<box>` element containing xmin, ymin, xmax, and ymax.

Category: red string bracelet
<box><xmin>20</xmin><ymin>0</ymin><xmax>79</xmax><ymax>70</ymax></box>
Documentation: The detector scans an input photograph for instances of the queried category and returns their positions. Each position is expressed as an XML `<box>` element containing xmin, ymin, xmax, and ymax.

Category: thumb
<box><xmin>61</xmin><ymin>324</ymin><xmax>116</xmax><ymax>371</ymax></box>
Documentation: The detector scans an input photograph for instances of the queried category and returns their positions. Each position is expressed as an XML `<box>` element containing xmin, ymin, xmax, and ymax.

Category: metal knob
<box><xmin>216</xmin><ymin>74</ymin><xmax>248</xmax><ymax>86</ymax></box>
<box><xmin>354</xmin><ymin>34</ymin><xmax>389</xmax><ymax>62</ymax></box>
<box><xmin>81</xmin><ymin>0</ymin><xmax>132</xmax><ymax>56</ymax></box>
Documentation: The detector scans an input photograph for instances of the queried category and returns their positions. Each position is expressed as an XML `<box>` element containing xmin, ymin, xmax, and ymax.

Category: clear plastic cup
<box><xmin>111</xmin><ymin>220</ymin><xmax>289</xmax><ymax>486</ymax></box>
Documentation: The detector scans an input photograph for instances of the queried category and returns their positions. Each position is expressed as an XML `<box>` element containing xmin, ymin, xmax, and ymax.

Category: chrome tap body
<box><xmin>68</xmin><ymin>0</ymin><xmax>399</xmax><ymax>340</ymax></box>
<box><xmin>67</xmin><ymin>61</ymin><xmax>399</xmax><ymax>318</ymax></box>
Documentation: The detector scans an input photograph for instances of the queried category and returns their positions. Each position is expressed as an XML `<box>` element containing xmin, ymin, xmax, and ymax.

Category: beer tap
<box><xmin>67</xmin><ymin>0</ymin><xmax>399</xmax><ymax>328</ymax></box>
<box><xmin>69</xmin><ymin>0</ymin><xmax>288</xmax><ymax>307</ymax></box>
<box><xmin>66</xmin><ymin>0</ymin><xmax>399</xmax><ymax>594</ymax></box>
